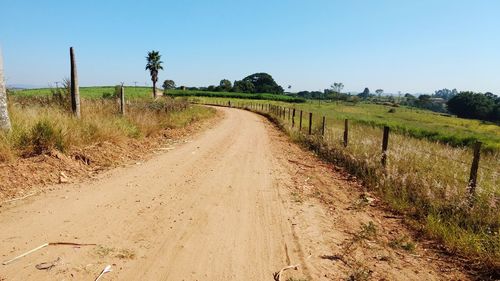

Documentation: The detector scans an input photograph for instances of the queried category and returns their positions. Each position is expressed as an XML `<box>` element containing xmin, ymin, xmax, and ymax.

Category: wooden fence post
<box><xmin>343</xmin><ymin>119</ymin><xmax>349</xmax><ymax>147</ymax></box>
<box><xmin>321</xmin><ymin>116</ymin><xmax>326</xmax><ymax>136</ymax></box>
<box><xmin>381</xmin><ymin>126</ymin><xmax>390</xmax><ymax>167</ymax></box>
<box><xmin>467</xmin><ymin>141</ymin><xmax>482</xmax><ymax>202</ymax></box>
<box><xmin>120</xmin><ymin>83</ymin><xmax>125</xmax><ymax>116</ymax></box>
<box><xmin>70</xmin><ymin>47</ymin><xmax>81</xmax><ymax>119</ymax></box>
<box><xmin>292</xmin><ymin>109</ymin><xmax>296</xmax><ymax>128</ymax></box>
<box><xmin>299</xmin><ymin>110</ymin><xmax>303</xmax><ymax>131</ymax></box>
<box><xmin>308</xmin><ymin>112</ymin><xmax>312</xmax><ymax>135</ymax></box>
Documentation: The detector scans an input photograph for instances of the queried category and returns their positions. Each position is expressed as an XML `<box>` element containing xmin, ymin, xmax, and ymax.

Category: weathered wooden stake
<box><xmin>467</xmin><ymin>141</ymin><xmax>482</xmax><ymax>202</ymax></box>
<box><xmin>70</xmin><ymin>47</ymin><xmax>81</xmax><ymax>118</ymax></box>
<box><xmin>321</xmin><ymin>116</ymin><xmax>326</xmax><ymax>136</ymax></box>
<box><xmin>299</xmin><ymin>110</ymin><xmax>303</xmax><ymax>131</ymax></box>
<box><xmin>292</xmin><ymin>108</ymin><xmax>296</xmax><ymax>127</ymax></box>
<box><xmin>343</xmin><ymin>119</ymin><xmax>349</xmax><ymax>147</ymax></box>
<box><xmin>120</xmin><ymin>83</ymin><xmax>125</xmax><ymax>115</ymax></box>
<box><xmin>308</xmin><ymin>112</ymin><xmax>312</xmax><ymax>135</ymax></box>
<box><xmin>381</xmin><ymin>126</ymin><xmax>390</xmax><ymax>167</ymax></box>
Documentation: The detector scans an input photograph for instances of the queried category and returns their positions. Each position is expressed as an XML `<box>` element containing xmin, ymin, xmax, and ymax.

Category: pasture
<box><xmin>189</xmin><ymin>96</ymin><xmax>500</xmax><ymax>151</ymax></box>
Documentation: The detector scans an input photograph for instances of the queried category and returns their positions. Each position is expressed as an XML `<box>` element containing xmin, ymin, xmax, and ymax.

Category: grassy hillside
<box><xmin>192</xmin><ymin>97</ymin><xmax>500</xmax><ymax>151</ymax></box>
<box><xmin>11</xmin><ymin>86</ymin><xmax>153</xmax><ymax>99</ymax></box>
<box><xmin>11</xmin><ymin>87</ymin><xmax>305</xmax><ymax>102</ymax></box>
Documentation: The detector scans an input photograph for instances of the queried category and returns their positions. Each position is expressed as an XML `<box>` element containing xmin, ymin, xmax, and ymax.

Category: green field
<box><xmin>11</xmin><ymin>87</ymin><xmax>305</xmax><ymax>103</ymax></box>
<box><xmin>10</xmin><ymin>86</ymin><xmax>153</xmax><ymax>99</ymax></box>
<box><xmin>190</xmin><ymin>97</ymin><xmax>500</xmax><ymax>151</ymax></box>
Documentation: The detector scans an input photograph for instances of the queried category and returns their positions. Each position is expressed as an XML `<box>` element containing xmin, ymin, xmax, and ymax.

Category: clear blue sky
<box><xmin>1</xmin><ymin>0</ymin><xmax>499</xmax><ymax>94</ymax></box>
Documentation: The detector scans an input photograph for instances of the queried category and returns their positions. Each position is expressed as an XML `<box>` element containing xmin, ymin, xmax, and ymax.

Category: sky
<box><xmin>1</xmin><ymin>0</ymin><xmax>499</xmax><ymax>94</ymax></box>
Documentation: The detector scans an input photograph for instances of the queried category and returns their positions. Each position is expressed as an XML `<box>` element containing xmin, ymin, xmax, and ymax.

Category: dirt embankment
<box><xmin>0</xmin><ymin>107</ymin><xmax>472</xmax><ymax>280</ymax></box>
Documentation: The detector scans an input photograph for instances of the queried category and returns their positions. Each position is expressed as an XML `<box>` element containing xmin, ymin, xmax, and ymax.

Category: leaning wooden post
<box><xmin>292</xmin><ymin>109</ymin><xmax>296</xmax><ymax>128</ymax></box>
<box><xmin>120</xmin><ymin>83</ymin><xmax>125</xmax><ymax>116</ymax></box>
<box><xmin>299</xmin><ymin>110</ymin><xmax>303</xmax><ymax>131</ymax></box>
<box><xmin>381</xmin><ymin>126</ymin><xmax>390</xmax><ymax>167</ymax></box>
<box><xmin>0</xmin><ymin>48</ymin><xmax>12</xmax><ymax>131</ymax></box>
<box><xmin>321</xmin><ymin>116</ymin><xmax>326</xmax><ymax>136</ymax></box>
<box><xmin>308</xmin><ymin>112</ymin><xmax>313</xmax><ymax>135</ymax></box>
<box><xmin>467</xmin><ymin>141</ymin><xmax>482</xmax><ymax>203</ymax></box>
<box><xmin>343</xmin><ymin>119</ymin><xmax>349</xmax><ymax>147</ymax></box>
<box><xmin>70</xmin><ymin>47</ymin><xmax>81</xmax><ymax>118</ymax></box>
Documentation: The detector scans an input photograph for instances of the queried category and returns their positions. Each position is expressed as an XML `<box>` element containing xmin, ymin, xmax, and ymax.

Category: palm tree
<box><xmin>145</xmin><ymin>50</ymin><xmax>163</xmax><ymax>99</ymax></box>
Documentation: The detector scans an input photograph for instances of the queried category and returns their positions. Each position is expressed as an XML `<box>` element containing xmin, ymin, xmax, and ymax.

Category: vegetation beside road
<box><xmin>190</xmin><ymin>97</ymin><xmax>500</xmax><ymax>151</ymax></box>
<box><xmin>0</xmin><ymin>95</ymin><xmax>215</xmax><ymax>162</ymax></box>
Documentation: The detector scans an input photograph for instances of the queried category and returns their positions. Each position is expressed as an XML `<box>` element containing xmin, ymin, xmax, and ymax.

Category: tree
<box><xmin>434</xmin><ymin>88</ymin><xmax>457</xmax><ymax>100</ymax></box>
<box><xmin>145</xmin><ymin>50</ymin><xmax>164</xmax><ymax>99</ymax></box>
<box><xmin>162</xmin><ymin>80</ymin><xmax>175</xmax><ymax>91</ymax></box>
<box><xmin>375</xmin><ymin>89</ymin><xmax>384</xmax><ymax>97</ymax></box>
<box><xmin>219</xmin><ymin>79</ymin><xmax>232</xmax><ymax>92</ymax></box>
<box><xmin>70</xmin><ymin>47</ymin><xmax>81</xmax><ymax>118</ymax></box>
<box><xmin>358</xmin><ymin>87</ymin><xmax>370</xmax><ymax>99</ymax></box>
<box><xmin>233</xmin><ymin>80</ymin><xmax>255</xmax><ymax>93</ymax></box>
<box><xmin>447</xmin><ymin>91</ymin><xmax>496</xmax><ymax>121</ymax></box>
<box><xmin>331</xmin><ymin>82</ymin><xmax>344</xmax><ymax>93</ymax></box>
<box><xmin>0</xmin><ymin>48</ymin><xmax>11</xmax><ymax>131</ymax></box>
<box><xmin>242</xmin><ymin>73</ymin><xmax>284</xmax><ymax>94</ymax></box>
<box><xmin>418</xmin><ymin>94</ymin><xmax>431</xmax><ymax>102</ymax></box>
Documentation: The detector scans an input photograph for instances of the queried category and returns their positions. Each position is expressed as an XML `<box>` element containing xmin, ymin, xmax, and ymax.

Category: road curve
<box><xmin>0</xmin><ymin>107</ymin><xmax>301</xmax><ymax>280</ymax></box>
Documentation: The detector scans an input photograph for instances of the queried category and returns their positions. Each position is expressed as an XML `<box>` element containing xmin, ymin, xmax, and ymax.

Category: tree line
<box><xmin>163</xmin><ymin>73</ymin><xmax>285</xmax><ymax>95</ymax></box>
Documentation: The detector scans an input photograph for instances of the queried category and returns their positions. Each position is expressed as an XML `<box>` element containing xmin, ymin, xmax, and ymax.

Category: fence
<box><xmin>203</xmin><ymin>100</ymin><xmax>499</xmax><ymax>210</ymax></box>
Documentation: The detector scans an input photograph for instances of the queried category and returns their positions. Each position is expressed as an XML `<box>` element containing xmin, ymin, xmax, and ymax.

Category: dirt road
<box><xmin>0</xmin><ymin>107</ymin><xmax>469</xmax><ymax>280</ymax></box>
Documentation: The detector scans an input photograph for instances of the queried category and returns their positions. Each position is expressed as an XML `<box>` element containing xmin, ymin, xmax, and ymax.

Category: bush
<box><xmin>448</xmin><ymin>92</ymin><xmax>498</xmax><ymax>121</ymax></box>
<box><xmin>18</xmin><ymin>120</ymin><xmax>66</xmax><ymax>156</ymax></box>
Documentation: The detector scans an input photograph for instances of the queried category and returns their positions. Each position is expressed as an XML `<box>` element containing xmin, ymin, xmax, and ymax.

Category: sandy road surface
<box><xmin>0</xmin><ymin>108</ymin><xmax>299</xmax><ymax>280</ymax></box>
<box><xmin>0</xmin><ymin>107</ymin><xmax>469</xmax><ymax>280</ymax></box>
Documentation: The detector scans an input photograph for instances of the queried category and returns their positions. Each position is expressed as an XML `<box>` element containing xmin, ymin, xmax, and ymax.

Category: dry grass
<box><xmin>0</xmin><ymin>96</ymin><xmax>214</xmax><ymax>162</ymax></box>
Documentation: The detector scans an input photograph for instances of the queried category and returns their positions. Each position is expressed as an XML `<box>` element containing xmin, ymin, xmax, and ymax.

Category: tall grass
<box><xmin>0</xmin><ymin>96</ymin><xmax>214</xmax><ymax>162</ymax></box>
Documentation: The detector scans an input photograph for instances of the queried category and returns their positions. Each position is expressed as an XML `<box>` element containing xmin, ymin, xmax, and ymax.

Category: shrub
<box><xmin>18</xmin><ymin>120</ymin><xmax>66</xmax><ymax>156</ymax></box>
